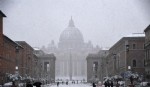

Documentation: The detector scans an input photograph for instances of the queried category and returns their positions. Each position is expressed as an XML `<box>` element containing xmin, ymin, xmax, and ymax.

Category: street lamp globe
<box><xmin>15</xmin><ymin>66</ymin><xmax>18</xmax><ymax>70</ymax></box>
<box><xmin>128</xmin><ymin>66</ymin><xmax>131</xmax><ymax>70</ymax></box>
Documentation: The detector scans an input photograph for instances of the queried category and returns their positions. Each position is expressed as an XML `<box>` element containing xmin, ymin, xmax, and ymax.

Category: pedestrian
<box><xmin>107</xmin><ymin>81</ymin><xmax>110</xmax><ymax>87</ymax></box>
<box><xmin>116</xmin><ymin>81</ymin><xmax>119</xmax><ymax>87</ymax></box>
<box><xmin>11</xmin><ymin>81</ymin><xmax>17</xmax><ymax>87</ymax></box>
<box><xmin>62</xmin><ymin>81</ymin><xmax>64</xmax><ymax>84</ymax></box>
<box><xmin>66</xmin><ymin>81</ymin><xmax>68</xmax><ymax>85</ymax></box>
<box><xmin>130</xmin><ymin>76</ymin><xmax>134</xmax><ymax>84</ymax></box>
<box><xmin>26</xmin><ymin>81</ymin><xmax>33</xmax><ymax>87</ymax></box>
<box><xmin>92</xmin><ymin>82</ymin><xmax>96</xmax><ymax>87</ymax></box>
<box><xmin>57</xmin><ymin>82</ymin><xmax>59</xmax><ymax>87</ymax></box>
<box><xmin>104</xmin><ymin>81</ymin><xmax>107</xmax><ymax>87</ymax></box>
<box><xmin>110</xmin><ymin>81</ymin><xmax>113</xmax><ymax>87</ymax></box>
<box><xmin>33</xmin><ymin>81</ymin><xmax>42</xmax><ymax>87</ymax></box>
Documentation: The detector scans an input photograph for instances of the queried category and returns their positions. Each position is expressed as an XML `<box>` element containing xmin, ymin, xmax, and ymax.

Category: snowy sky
<box><xmin>0</xmin><ymin>0</ymin><xmax>150</xmax><ymax>48</ymax></box>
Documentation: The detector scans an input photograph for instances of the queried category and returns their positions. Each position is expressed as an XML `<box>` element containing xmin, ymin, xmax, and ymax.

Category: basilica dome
<box><xmin>59</xmin><ymin>18</ymin><xmax>84</xmax><ymax>49</ymax></box>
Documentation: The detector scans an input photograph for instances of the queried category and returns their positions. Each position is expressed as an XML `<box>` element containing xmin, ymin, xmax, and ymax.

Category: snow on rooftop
<box><xmin>125</xmin><ymin>33</ymin><xmax>145</xmax><ymax>37</ymax></box>
<box><xmin>33</xmin><ymin>47</ymin><xmax>40</xmax><ymax>50</ymax></box>
<box><xmin>101</xmin><ymin>47</ymin><xmax>109</xmax><ymax>50</ymax></box>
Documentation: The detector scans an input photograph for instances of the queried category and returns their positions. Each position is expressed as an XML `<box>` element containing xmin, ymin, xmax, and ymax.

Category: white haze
<box><xmin>0</xmin><ymin>0</ymin><xmax>150</xmax><ymax>48</ymax></box>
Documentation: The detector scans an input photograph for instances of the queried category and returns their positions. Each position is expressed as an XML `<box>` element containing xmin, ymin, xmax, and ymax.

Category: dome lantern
<box><xmin>68</xmin><ymin>16</ymin><xmax>75</xmax><ymax>27</ymax></box>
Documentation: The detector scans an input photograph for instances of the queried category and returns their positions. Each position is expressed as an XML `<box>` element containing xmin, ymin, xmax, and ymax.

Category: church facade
<box><xmin>42</xmin><ymin>18</ymin><xmax>99</xmax><ymax>80</ymax></box>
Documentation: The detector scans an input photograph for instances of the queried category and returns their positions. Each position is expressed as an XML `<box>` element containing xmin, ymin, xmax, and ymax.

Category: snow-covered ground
<box><xmin>43</xmin><ymin>83</ymin><xmax>93</xmax><ymax>87</ymax></box>
<box><xmin>55</xmin><ymin>76</ymin><xmax>86</xmax><ymax>81</ymax></box>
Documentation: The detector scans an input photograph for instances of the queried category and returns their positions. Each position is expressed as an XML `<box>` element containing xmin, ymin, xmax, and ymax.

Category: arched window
<box><xmin>133</xmin><ymin>44</ymin><xmax>136</xmax><ymax>49</ymax></box>
<box><xmin>133</xmin><ymin>60</ymin><xmax>136</xmax><ymax>67</ymax></box>
<box><xmin>93</xmin><ymin>61</ymin><xmax>98</xmax><ymax>72</ymax></box>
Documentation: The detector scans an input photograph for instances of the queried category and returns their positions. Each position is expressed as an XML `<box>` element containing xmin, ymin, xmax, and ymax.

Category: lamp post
<box><xmin>128</xmin><ymin>66</ymin><xmax>135</xmax><ymax>87</ymax></box>
<box><xmin>125</xmin><ymin>43</ymin><xmax>129</xmax><ymax>71</ymax></box>
<box><xmin>15</xmin><ymin>46</ymin><xmax>20</xmax><ymax>86</ymax></box>
<box><xmin>128</xmin><ymin>66</ymin><xmax>131</xmax><ymax>70</ymax></box>
<box><xmin>15</xmin><ymin>46</ymin><xmax>19</xmax><ymax>75</ymax></box>
<box><xmin>113</xmin><ymin>54</ymin><xmax>117</xmax><ymax>75</ymax></box>
<box><xmin>125</xmin><ymin>41</ymin><xmax>130</xmax><ymax>86</ymax></box>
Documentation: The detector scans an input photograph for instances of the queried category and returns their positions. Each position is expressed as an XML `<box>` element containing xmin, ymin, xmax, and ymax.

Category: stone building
<box><xmin>0</xmin><ymin>11</ymin><xmax>24</xmax><ymax>84</ymax></box>
<box><xmin>16</xmin><ymin>41</ymin><xmax>37</xmax><ymax>78</ymax></box>
<box><xmin>0</xmin><ymin>11</ymin><xmax>39</xmax><ymax>84</ymax></box>
<box><xmin>42</xmin><ymin>18</ymin><xmax>100</xmax><ymax>80</ymax></box>
<box><xmin>34</xmin><ymin>48</ymin><xmax>56</xmax><ymax>82</ymax></box>
<box><xmin>86</xmin><ymin>50</ymin><xmax>108</xmax><ymax>82</ymax></box>
<box><xmin>144</xmin><ymin>25</ymin><xmax>150</xmax><ymax>81</ymax></box>
<box><xmin>107</xmin><ymin>33</ymin><xmax>145</xmax><ymax>77</ymax></box>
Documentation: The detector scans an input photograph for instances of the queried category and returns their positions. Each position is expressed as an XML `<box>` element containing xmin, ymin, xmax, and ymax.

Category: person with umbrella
<box><xmin>26</xmin><ymin>81</ymin><xmax>33</xmax><ymax>87</ymax></box>
<box><xmin>33</xmin><ymin>81</ymin><xmax>42</xmax><ymax>87</ymax></box>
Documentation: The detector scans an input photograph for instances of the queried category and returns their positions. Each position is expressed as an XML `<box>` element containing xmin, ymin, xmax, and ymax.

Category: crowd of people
<box><xmin>9</xmin><ymin>80</ymin><xmax>42</xmax><ymax>87</ymax></box>
<box><xmin>56</xmin><ymin>80</ymin><xmax>85</xmax><ymax>87</ymax></box>
<box><xmin>92</xmin><ymin>80</ymin><xmax>120</xmax><ymax>87</ymax></box>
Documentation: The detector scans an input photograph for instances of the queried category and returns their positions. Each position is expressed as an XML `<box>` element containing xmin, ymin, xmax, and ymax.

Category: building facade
<box><xmin>16</xmin><ymin>41</ymin><xmax>36</xmax><ymax>78</ymax></box>
<box><xmin>34</xmin><ymin>48</ymin><xmax>56</xmax><ymax>83</ymax></box>
<box><xmin>0</xmin><ymin>10</ymin><xmax>57</xmax><ymax>85</ymax></box>
<box><xmin>42</xmin><ymin>18</ymin><xmax>99</xmax><ymax>80</ymax></box>
<box><xmin>144</xmin><ymin>25</ymin><xmax>150</xmax><ymax>81</ymax></box>
<box><xmin>0</xmin><ymin>11</ymin><xmax>24</xmax><ymax>84</ymax></box>
<box><xmin>86</xmin><ymin>50</ymin><xmax>108</xmax><ymax>82</ymax></box>
<box><xmin>107</xmin><ymin>34</ymin><xmax>145</xmax><ymax>77</ymax></box>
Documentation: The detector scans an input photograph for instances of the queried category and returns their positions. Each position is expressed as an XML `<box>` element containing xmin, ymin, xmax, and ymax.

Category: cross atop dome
<box><xmin>68</xmin><ymin>16</ymin><xmax>75</xmax><ymax>27</ymax></box>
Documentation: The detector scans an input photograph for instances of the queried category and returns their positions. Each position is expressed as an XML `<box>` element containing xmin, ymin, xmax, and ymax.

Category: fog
<box><xmin>0</xmin><ymin>0</ymin><xmax>150</xmax><ymax>48</ymax></box>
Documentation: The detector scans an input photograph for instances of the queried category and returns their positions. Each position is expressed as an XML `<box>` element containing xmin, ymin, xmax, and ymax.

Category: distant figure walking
<box><xmin>110</xmin><ymin>81</ymin><xmax>113</xmax><ymax>87</ymax></box>
<box><xmin>116</xmin><ymin>81</ymin><xmax>119</xmax><ymax>87</ymax></box>
<box><xmin>107</xmin><ymin>81</ymin><xmax>110</xmax><ymax>87</ymax></box>
<box><xmin>104</xmin><ymin>81</ymin><xmax>107</xmax><ymax>87</ymax></box>
<box><xmin>57</xmin><ymin>82</ymin><xmax>59</xmax><ymax>87</ymax></box>
<box><xmin>130</xmin><ymin>76</ymin><xmax>134</xmax><ymax>84</ymax></box>
<box><xmin>66</xmin><ymin>81</ymin><xmax>68</xmax><ymax>85</ymax></box>
<box><xmin>62</xmin><ymin>81</ymin><xmax>64</xmax><ymax>84</ymax></box>
<box><xmin>92</xmin><ymin>82</ymin><xmax>96</xmax><ymax>87</ymax></box>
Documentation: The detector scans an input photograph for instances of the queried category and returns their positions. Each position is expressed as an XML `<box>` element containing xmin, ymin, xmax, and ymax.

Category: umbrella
<box><xmin>33</xmin><ymin>82</ymin><xmax>42</xmax><ymax>87</ymax></box>
<box><xmin>113</xmin><ymin>75</ymin><xmax>123</xmax><ymax>81</ymax></box>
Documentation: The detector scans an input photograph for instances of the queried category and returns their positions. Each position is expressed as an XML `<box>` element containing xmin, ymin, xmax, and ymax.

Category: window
<box><xmin>93</xmin><ymin>61</ymin><xmax>98</xmax><ymax>72</ymax></box>
<box><xmin>133</xmin><ymin>44</ymin><xmax>136</xmax><ymax>49</ymax></box>
<box><xmin>144</xmin><ymin>60</ymin><xmax>146</xmax><ymax>67</ymax></box>
<box><xmin>133</xmin><ymin>60</ymin><xmax>136</xmax><ymax>67</ymax></box>
<box><xmin>44</xmin><ymin>62</ymin><xmax>49</xmax><ymax>72</ymax></box>
<box><xmin>143</xmin><ymin>44</ymin><xmax>145</xmax><ymax>49</ymax></box>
